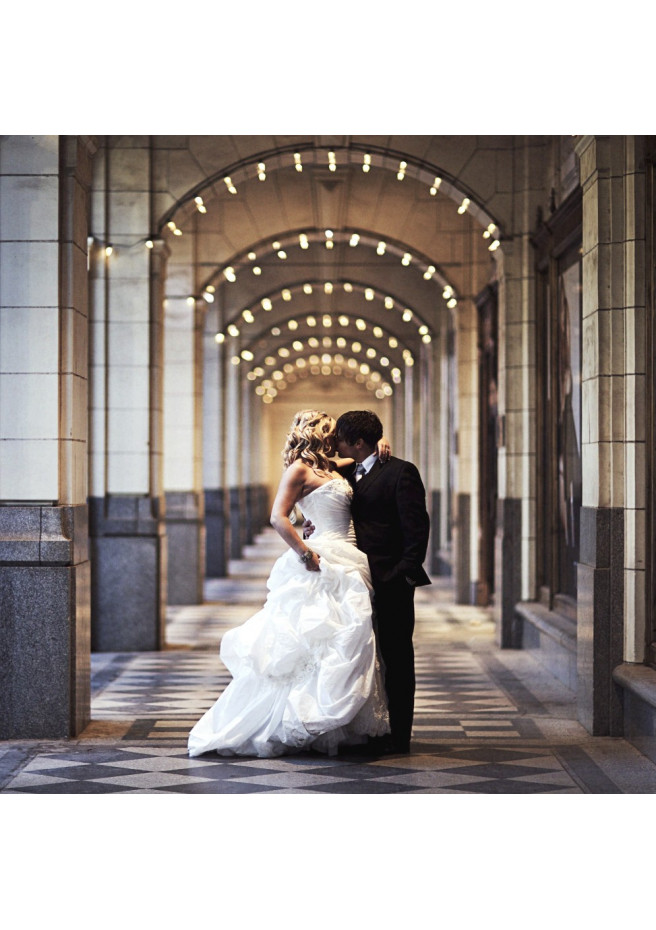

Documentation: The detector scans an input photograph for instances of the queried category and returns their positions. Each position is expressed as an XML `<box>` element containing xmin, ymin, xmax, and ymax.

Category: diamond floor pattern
<box><xmin>2</xmin><ymin>528</ymin><xmax>656</xmax><ymax>795</ymax></box>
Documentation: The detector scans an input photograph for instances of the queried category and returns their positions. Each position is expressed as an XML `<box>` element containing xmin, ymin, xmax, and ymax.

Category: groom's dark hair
<box><xmin>336</xmin><ymin>410</ymin><xmax>384</xmax><ymax>447</ymax></box>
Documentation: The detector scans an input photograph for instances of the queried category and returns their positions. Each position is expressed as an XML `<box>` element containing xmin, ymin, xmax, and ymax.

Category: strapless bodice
<box><xmin>299</xmin><ymin>478</ymin><xmax>356</xmax><ymax>543</ymax></box>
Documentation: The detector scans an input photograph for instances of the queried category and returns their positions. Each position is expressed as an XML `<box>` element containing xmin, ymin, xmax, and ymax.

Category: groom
<box><xmin>333</xmin><ymin>410</ymin><xmax>431</xmax><ymax>754</ymax></box>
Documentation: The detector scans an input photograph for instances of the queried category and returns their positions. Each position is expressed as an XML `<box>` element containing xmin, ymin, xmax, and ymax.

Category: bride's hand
<box><xmin>377</xmin><ymin>436</ymin><xmax>391</xmax><ymax>463</ymax></box>
<box><xmin>303</xmin><ymin>550</ymin><xmax>321</xmax><ymax>572</ymax></box>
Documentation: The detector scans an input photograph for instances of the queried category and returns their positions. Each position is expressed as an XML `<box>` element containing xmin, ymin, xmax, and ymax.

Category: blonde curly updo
<box><xmin>282</xmin><ymin>410</ymin><xmax>336</xmax><ymax>472</ymax></box>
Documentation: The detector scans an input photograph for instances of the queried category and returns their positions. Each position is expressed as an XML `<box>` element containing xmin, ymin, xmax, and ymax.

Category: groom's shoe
<box><xmin>382</xmin><ymin>734</ymin><xmax>411</xmax><ymax>755</ymax></box>
<box><xmin>383</xmin><ymin>742</ymin><xmax>410</xmax><ymax>755</ymax></box>
<box><xmin>365</xmin><ymin>735</ymin><xmax>391</xmax><ymax>755</ymax></box>
<box><xmin>366</xmin><ymin>735</ymin><xmax>411</xmax><ymax>756</ymax></box>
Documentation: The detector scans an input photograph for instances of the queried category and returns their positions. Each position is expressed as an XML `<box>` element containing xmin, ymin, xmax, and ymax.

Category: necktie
<box><xmin>355</xmin><ymin>464</ymin><xmax>366</xmax><ymax>482</ymax></box>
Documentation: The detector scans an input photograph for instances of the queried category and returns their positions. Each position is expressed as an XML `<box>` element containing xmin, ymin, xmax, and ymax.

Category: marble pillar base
<box><xmin>229</xmin><ymin>486</ymin><xmax>245</xmax><ymax>559</ymax></box>
<box><xmin>515</xmin><ymin>601</ymin><xmax>578</xmax><ymax>692</ymax></box>
<box><xmin>495</xmin><ymin>497</ymin><xmax>523</xmax><ymax>648</ymax></box>
<box><xmin>429</xmin><ymin>491</ymin><xmax>452</xmax><ymax>575</ymax></box>
<box><xmin>613</xmin><ymin>664</ymin><xmax>656</xmax><ymax>763</ymax></box>
<box><xmin>165</xmin><ymin>492</ymin><xmax>204</xmax><ymax>605</ymax></box>
<box><xmin>205</xmin><ymin>486</ymin><xmax>269</xmax><ymax>579</ymax></box>
<box><xmin>0</xmin><ymin>505</ymin><xmax>90</xmax><ymax>738</ymax></box>
<box><xmin>89</xmin><ymin>495</ymin><xmax>166</xmax><ymax>652</ymax></box>
<box><xmin>204</xmin><ymin>488</ymin><xmax>227</xmax><ymax>578</ymax></box>
<box><xmin>577</xmin><ymin>506</ymin><xmax>624</xmax><ymax>736</ymax></box>
<box><xmin>455</xmin><ymin>493</ymin><xmax>471</xmax><ymax>604</ymax></box>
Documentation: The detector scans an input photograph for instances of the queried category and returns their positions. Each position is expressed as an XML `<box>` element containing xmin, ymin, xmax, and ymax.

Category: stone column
<box><xmin>454</xmin><ymin>299</ymin><xmax>480</xmax><ymax>603</ymax></box>
<box><xmin>493</xmin><ymin>140</ymin><xmax>542</xmax><ymax>646</ymax></box>
<box><xmin>204</xmin><ymin>325</ymin><xmax>228</xmax><ymax>577</ymax></box>
<box><xmin>419</xmin><ymin>337</ymin><xmax>433</xmax><ymax>486</ymax></box>
<box><xmin>575</xmin><ymin>135</ymin><xmax>646</xmax><ymax>735</ymax></box>
<box><xmin>403</xmin><ymin>358</ymin><xmax>414</xmax><ymax>460</ymax></box>
<box><xmin>0</xmin><ymin>135</ymin><xmax>94</xmax><ymax>738</ymax></box>
<box><xmin>250</xmin><ymin>389</ymin><xmax>269</xmax><ymax>531</ymax></box>
<box><xmin>88</xmin><ymin>139</ymin><xmax>167</xmax><ymax>651</ymax></box>
<box><xmin>421</xmin><ymin>332</ymin><xmax>441</xmax><ymax>575</ymax></box>
<box><xmin>494</xmin><ymin>236</ymin><xmax>537</xmax><ymax>643</ymax></box>
<box><xmin>225</xmin><ymin>337</ymin><xmax>243</xmax><ymax>559</ymax></box>
<box><xmin>163</xmin><ymin>295</ymin><xmax>205</xmax><ymax>604</ymax></box>
<box><xmin>430</xmin><ymin>310</ymin><xmax>453</xmax><ymax>575</ymax></box>
<box><xmin>241</xmin><ymin>373</ymin><xmax>257</xmax><ymax>547</ymax></box>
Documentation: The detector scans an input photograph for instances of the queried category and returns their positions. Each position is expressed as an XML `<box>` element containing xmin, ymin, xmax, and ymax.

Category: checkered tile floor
<box><xmin>2</xmin><ymin>528</ymin><xmax>656</xmax><ymax>794</ymax></box>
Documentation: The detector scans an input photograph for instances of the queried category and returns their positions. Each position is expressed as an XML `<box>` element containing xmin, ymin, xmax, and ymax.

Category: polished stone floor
<box><xmin>2</xmin><ymin>528</ymin><xmax>656</xmax><ymax>795</ymax></box>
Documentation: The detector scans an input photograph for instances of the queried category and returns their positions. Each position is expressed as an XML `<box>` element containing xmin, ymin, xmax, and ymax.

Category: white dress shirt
<box><xmin>356</xmin><ymin>451</ymin><xmax>379</xmax><ymax>477</ymax></box>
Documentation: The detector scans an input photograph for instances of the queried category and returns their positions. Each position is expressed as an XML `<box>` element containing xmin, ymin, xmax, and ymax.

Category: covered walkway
<box><xmin>2</xmin><ymin>528</ymin><xmax>655</xmax><ymax>795</ymax></box>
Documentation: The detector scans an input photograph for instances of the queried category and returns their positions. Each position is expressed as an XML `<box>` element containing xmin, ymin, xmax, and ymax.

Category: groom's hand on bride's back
<box><xmin>302</xmin><ymin>519</ymin><xmax>315</xmax><ymax>539</ymax></box>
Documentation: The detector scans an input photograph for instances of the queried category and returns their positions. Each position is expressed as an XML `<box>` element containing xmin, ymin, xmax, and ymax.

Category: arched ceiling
<box><xmin>156</xmin><ymin>136</ymin><xmax>503</xmax><ymax>403</ymax></box>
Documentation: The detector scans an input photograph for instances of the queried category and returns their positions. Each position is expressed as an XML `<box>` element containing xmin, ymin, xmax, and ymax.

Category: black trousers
<box><xmin>373</xmin><ymin>576</ymin><xmax>416</xmax><ymax>746</ymax></box>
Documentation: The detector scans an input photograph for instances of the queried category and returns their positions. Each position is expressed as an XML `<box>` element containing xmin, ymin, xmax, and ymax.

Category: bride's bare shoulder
<box><xmin>285</xmin><ymin>459</ymin><xmax>312</xmax><ymax>477</ymax></box>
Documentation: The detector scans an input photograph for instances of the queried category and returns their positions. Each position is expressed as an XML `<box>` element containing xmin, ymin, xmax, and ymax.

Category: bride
<box><xmin>187</xmin><ymin>409</ymin><xmax>390</xmax><ymax>758</ymax></box>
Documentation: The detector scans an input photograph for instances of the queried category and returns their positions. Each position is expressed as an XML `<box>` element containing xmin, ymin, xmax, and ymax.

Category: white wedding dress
<box><xmin>188</xmin><ymin>478</ymin><xmax>390</xmax><ymax>758</ymax></box>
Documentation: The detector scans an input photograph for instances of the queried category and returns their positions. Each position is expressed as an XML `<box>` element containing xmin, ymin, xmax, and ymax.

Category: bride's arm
<box><xmin>270</xmin><ymin>462</ymin><xmax>321</xmax><ymax>572</ymax></box>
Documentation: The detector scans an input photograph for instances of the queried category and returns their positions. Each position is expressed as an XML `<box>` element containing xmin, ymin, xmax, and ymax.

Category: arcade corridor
<box><xmin>2</xmin><ymin>526</ymin><xmax>655</xmax><ymax>794</ymax></box>
<box><xmin>4</xmin><ymin>132</ymin><xmax>656</xmax><ymax>804</ymax></box>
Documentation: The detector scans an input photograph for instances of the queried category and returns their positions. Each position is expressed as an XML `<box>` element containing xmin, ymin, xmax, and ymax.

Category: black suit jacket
<box><xmin>343</xmin><ymin>456</ymin><xmax>431</xmax><ymax>588</ymax></box>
